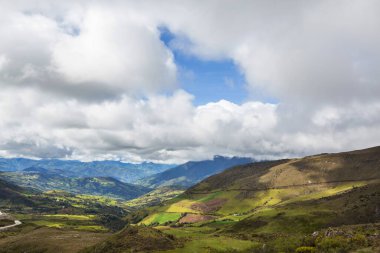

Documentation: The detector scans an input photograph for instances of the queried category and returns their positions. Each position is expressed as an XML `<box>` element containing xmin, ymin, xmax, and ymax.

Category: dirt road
<box><xmin>0</xmin><ymin>210</ymin><xmax>22</xmax><ymax>231</ymax></box>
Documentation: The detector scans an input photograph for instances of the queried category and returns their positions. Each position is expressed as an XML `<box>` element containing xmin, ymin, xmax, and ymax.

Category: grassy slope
<box><xmin>136</xmin><ymin>146</ymin><xmax>380</xmax><ymax>252</ymax></box>
<box><xmin>124</xmin><ymin>186</ymin><xmax>185</xmax><ymax>209</ymax></box>
<box><xmin>0</xmin><ymin>178</ymin><xmax>36</xmax><ymax>207</ymax></box>
<box><xmin>0</xmin><ymin>186</ymin><xmax>128</xmax><ymax>252</ymax></box>
<box><xmin>0</xmin><ymin>183</ymin><xmax>113</xmax><ymax>253</ymax></box>
<box><xmin>0</xmin><ymin>225</ymin><xmax>110</xmax><ymax>253</ymax></box>
<box><xmin>80</xmin><ymin>226</ymin><xmax>182</xmax><ymax>253</ymax></box>
<box><xmin>0</xmin><ymin>180</ymin><xmax>129</xmax><ymax>233</ymax></box>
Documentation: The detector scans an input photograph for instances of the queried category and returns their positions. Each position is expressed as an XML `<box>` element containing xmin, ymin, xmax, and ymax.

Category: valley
<box><xmin>0</xmin><ymin>147</ymin><xmax>379</xmax><ymax>252</ymax></box>
<box><xmin>2</xmin><ymin>2</ymin><xmax>379</xmax><ymax>252</ymax></box>
<box><xmin>0</xmin><ymin>211</ymin><xmax>21</xmax><ymax>231</ymax></box>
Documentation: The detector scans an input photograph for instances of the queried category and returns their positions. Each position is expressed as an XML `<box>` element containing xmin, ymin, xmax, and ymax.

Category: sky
<box><xmin>0</xmin><ymin>0</ymin><xmax>380</xmax><ymax>163</ymax></box>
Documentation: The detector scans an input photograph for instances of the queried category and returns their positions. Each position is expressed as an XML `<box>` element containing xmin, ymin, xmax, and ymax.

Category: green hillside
<box><xmin>0</xmin><ymin>181</ymin><xmax>130</xmax><ymax>252</ymax></box>
<box><xmin>133</xmin><ymin>146</ymin><xmax>380</xmax><ymax>252</ymax></box>
<box><xmin>124</xmin><ymin>186</ymin><xmax>185</xmax><ymax>209</ymax></box>
<box><xmin>0</xmin><ymin>178</ymin><xmax>36</xmax><ymax>207</ymax></box>
<box><xmin>80</xmin><ymin>226</ymin><xmax>182</xmax><ymax>253</ymax></box>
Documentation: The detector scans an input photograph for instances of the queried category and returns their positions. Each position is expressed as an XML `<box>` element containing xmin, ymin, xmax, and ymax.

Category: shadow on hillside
<box><xmin>291</xmin><ymin>146</ymin><xmax>380</xmax><ymax>183</ymax></box>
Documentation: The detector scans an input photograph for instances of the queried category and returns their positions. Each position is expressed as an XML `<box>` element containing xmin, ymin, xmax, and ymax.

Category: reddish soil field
<box><xmin>179</xmin><ymin>214</ymin><xmax>215</xmax><ymax>223</ymax></box>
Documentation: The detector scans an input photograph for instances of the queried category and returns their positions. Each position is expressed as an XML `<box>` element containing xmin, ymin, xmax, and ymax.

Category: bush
<box><xmin>271</xmin><ymin>237</ymin><xmax>301</xmax><ymax>253</ymax></box>
<box><xmin>98</xmin><ymin>214</ymin><xmax>127</xmax><ymax>232</ymax></box>
<box><xmin>316</xmin><ymin>236</ymin><xmax>351</xmax><ymax>253</ymax></box>
<box><xmin>295</xmin><ymin>246</ymin><xmax>316</xmax><ymax>253</ymax></box>
<box><xmin>350</xmin><ymin>234</ymin><xmax>368</xmax><ymax>248</ymax></box>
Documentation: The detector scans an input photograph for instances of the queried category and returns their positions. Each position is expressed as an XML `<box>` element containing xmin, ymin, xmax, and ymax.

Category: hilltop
<box><xmin>134</xmin><ymin>146</ymin><xmax>380</xmax><ymax>252</ymax></box>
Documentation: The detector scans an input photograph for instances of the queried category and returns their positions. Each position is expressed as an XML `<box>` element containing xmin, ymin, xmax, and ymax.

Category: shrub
<box><xmin>316</xmin><ymin>236</ymin><xmax>351</xmax><ymax>253</ymax></box>
<box><xmin>350</xmin><ymin>234</ymin><xmax>368</xmax><ymax>248</ymax></box>
<box><xmin>295</xmin><ymin>246</ymin><xmax>316</xmax><ymax>253</ymax></box>
<box><xmin>271</xmin><ymin>237</ymin><xmax>300</xmax><ymax>253</ymax></box>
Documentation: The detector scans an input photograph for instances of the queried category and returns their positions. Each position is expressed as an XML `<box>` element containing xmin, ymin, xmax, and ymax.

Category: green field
<box><xmin>141</xmin><ymin>212</ymin><xmax>182</xmax><ymax>225</ymax></box>
<box><xmin>17</xmin><ymin>213</ymin><xmax>108</xmax><ymax>231</ymax></box>
<box><xmin>158</xmin><ymin>235</ymin><xmax>258</xmax><ymax>253</ymax></box>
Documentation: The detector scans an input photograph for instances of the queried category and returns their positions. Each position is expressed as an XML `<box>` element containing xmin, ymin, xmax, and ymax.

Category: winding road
<box><xmin>0</xmin><ymin>210</ymin><xmax>22</xmax><ymax>231</ymax></box>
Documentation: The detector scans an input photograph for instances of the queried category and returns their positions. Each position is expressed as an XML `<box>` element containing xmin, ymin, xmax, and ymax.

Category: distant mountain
<box><xmin>0</xmin><ymin>171</ymin><xmax>150</xmax><ymax>200</ymax></box>
<box><xmin>138</xmin><ymin>156</ymin><xmax>254</xmax><ymax>188</ymax></box>
<box><xmin>0</xmin><ymin>158</ymin><xmax>174</xmax><ymax>183</ymax></box>
<box><xmin>23</xmin><ymin>166</ymin><xmax>52</xmax><ymax>174</ymax></box>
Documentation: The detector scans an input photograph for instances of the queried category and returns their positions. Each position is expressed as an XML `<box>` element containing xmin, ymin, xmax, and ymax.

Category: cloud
<box><xmin>140</xmin><ymin>0</ymin><xmax>380</xmax><ymax>107</ymax></box>
<box><xmin>0</xmin><ymin>2</ymin><xmax>176</xmax><ymax>100</ymax></box>
<box><xmin>52</xmin><ymin>5</ymin><xmax>176</xmax><ymax>95</ymax></box>
<box><xmin>0</xmin><ymin>1</ymin><xmax>379</xmax><ymax>162</ymax></box>
<box><xmin>0</xmin><ymin>88</ymin><xmax>278</xmax><ymax>162</ymax></box>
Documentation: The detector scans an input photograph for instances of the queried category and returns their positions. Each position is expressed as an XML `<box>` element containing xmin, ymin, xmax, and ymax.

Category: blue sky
<box><xmin>159</xmin><ymin>28</ymin><xmax>248</xmax><ymax>105</ymax></box>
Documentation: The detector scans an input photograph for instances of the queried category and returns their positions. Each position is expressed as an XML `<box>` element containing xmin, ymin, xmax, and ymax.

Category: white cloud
<box><xmin>141</xmin><ymin>0</ymin><xmax>380</xmax><ymax>106</ymax></box>
<box><xmin>0</xmin><ymin>1</ymin><xmax>379</xmax><ymax>162</ymax></box>
<box><xmin>52</xmin><ymin>5</ymin><xmax>176</xmax><ymax>94</ymax></box>
<box><xmin>0</xmin><ymin>88</ymin><xmax>278</xmax><ymax>162</ymax></box>
<box><xmin>0</xmin><ymin>2</ymin><xmax>176</xmax><ymax>99</ymax></box>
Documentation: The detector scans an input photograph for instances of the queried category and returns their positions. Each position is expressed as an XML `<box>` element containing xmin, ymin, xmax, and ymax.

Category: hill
<box><xmin>190</xmin><ymin>146</ymin><xmax>380</xmax><ymax>193</ymax></box>
<box><xmin>137</xmin><ymin>146</ymin><xmax>380</xmax><ymax>252</ymax></box>
<box><xmin>0</xmin><ymin>158</ymin><xmax>173</xmax><ymax>183</ymax></box>
<box><xmin>80</xmin><ymin>226</ymin><xmax>182</xmax><ymax>253</ymax></box>
<box><xmin>0</xmin><ymin>172</ymin><xmax>150</xmax><ymax>200</ymax></box>
<box><xmin>0</xmin><ymin>178</ymin><xmax>35</xmax><ymax>207</ymax></box>
<box><xmin>124</xmin><ymin>186</ymin><xmax>185</xmax><ymax>209</ymax></box>
<box><xmin>138</xmin><ymin>156</ymin><xmax>254</xmax><ymax>188</ymax></box>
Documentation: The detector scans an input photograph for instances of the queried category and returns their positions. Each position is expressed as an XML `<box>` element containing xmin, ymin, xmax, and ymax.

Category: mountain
<box><xmin>138</xmin><ymin>156</ymin><xmax>254</xmax><ymax>188</ymax></box>
<box><xmin>137</xmin><ymin>146</ymin><xmax>380</xmax><ymax>252</ymax></box>
<box><xmin>0</xmin><ymin>178</ymin><xmax>35</xmax><ymax>207</ymax></box>
<box><xmin>22</xmin><ymin>166</ymin><xmax>53</xmax><ymax>174</ymax></box>
<box><xmin>0</xmin><ymin>158</ymin><xmax>173</xmax><ymax>183</ymax></box>
<box><xmin>0</xmin><ymin>171</ymin><xmax>150</xmax><ymax>200</ymax></box>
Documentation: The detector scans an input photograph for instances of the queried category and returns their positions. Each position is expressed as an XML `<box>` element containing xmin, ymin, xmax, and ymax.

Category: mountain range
<box><xmin>138</xmin><ymin>156</ymin><xmax>254</xmax><ymax>188</ymax></box>
<box><xmin>0</xmin><ymin>170</ymin><xmax>150</xmax><ymax>200</ymax></box>
<box><xmin>0</xmin><ymin>155</ymin><xmax>254</xmax><ymax>201</ymax></box>
<box><xmin>0</xmin><ymin>158</ymin><xmax>174</xmax><ymax>183</ymax></box>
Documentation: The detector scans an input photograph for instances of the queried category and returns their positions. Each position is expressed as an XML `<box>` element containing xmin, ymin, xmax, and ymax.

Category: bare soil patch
<box><xmin>179</xmin><ymin>213</ymin><xmax>215</xmax><ymax>223</ymax></box>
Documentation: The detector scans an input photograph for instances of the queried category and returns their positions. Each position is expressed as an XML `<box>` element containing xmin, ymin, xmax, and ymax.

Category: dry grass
<box><xmin>0</xmin><ymin>226</ymin><xmax>110</xmax><ymax>253</ymax></box>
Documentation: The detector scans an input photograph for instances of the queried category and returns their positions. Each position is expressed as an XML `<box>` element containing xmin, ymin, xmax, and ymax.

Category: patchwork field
<box><xmin>132</xmin><ymin>147</ymin><xmax>380</xmax><ymax>252</ymax></box>
<box><xmin>1</xmin><ymin>147</ymin><xmax>380</xmax><ymax>252</ymax></box>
